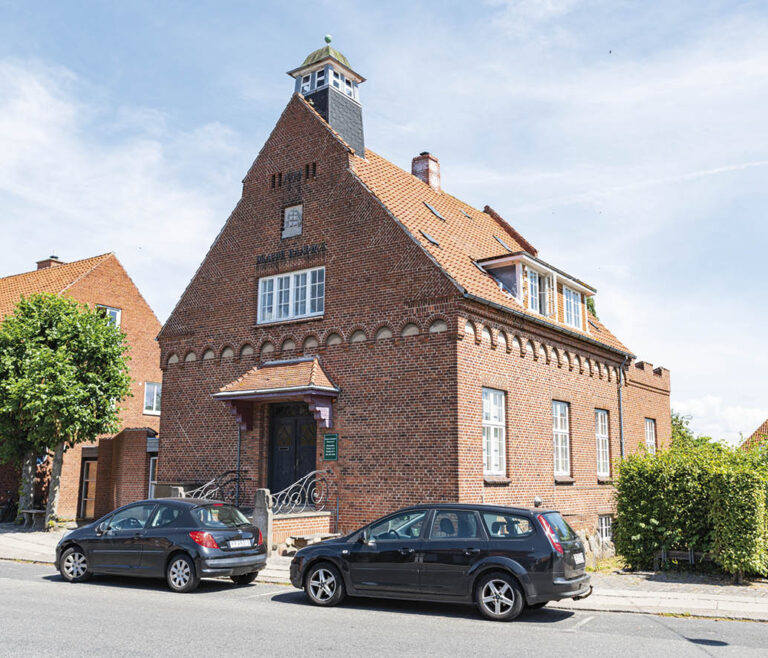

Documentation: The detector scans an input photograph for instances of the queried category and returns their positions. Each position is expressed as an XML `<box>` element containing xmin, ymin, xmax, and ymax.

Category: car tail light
<box><xmin>537</xmin><ymin>514</ymin><xmax>564</xmax><ymax>555</ymax></box>
<box><xmin>257</xmin><ymin>528</ymin><xmax>263</xmax><ymax>545</ymax></box>
<box><xmin>189</xmin><ymin>531</ymin><xmax>219</xmax><ymax>549</ymax></box>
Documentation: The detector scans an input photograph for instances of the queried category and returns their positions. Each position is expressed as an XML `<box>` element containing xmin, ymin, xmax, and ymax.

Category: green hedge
<box><xmin>614</xmin><ymin>442</ymin><xmax>768</xmax><ymax>576</ymax></box>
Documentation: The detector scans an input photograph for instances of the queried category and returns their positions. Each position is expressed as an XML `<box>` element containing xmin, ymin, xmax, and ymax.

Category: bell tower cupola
<box><xmin>287</xmin><ymin>35</ymin><xmax>366</xmax><ymax>156</ymax></box>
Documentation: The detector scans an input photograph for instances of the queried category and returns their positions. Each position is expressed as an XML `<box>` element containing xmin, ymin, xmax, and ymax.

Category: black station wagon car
<box><xmin>55</xmin><ymin>498</ymin><xmax>266</xmax><ymax>592</ymax></box>
<box><xmin>290</xmin><ymin>503</ymin><xmax>591</xmax><ymax>620</ymax></box>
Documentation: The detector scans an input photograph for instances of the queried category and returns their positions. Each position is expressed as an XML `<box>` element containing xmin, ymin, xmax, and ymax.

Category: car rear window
<box><xmin>193</xmin><ymin>504</ymin><xmax>250</xmax><ymax>529</ymax></box>
<box><xmin>482</xmin><ymin>513</ymin><xmax>534</xmax><ymax>538</ymax></box>
<box><xmin>542</xmin><ymin>512</ymin><xmax>577</xmax><ymax>542</ymax></box>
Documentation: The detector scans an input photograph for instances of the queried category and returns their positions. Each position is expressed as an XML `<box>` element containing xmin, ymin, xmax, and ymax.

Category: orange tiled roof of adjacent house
<box><xmin>0</xmin><ymin>253</ymin><xmax>113</xmax><ymax>319</ymax></box>
<box><xmin>219</xmin><ymin>357</ymin><xmax>337</xmax><ymax>394</ymax></box>
<box><xmin>350</xmin><ymin>148</ymin><xmax>631</xmax><ymax>355</ymax></box>
<box><xmin>742</xmin><ymin>418</ymin><xmax>768</xmax><ymax>450</ymax></box>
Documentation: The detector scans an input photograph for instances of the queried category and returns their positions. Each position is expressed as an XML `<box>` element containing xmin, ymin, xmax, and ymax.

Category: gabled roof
<box><xmin>214</xmin><ymin>357</ymin><xmax>338</xmax><ymax>398</ymax></box>
<box><xmin>350</xmin><ymin>150</ymin><xmax>632</xmax><ymax>355</ymax></box>
<box><xmin>0</xmin><ymin>253</ymin><xmax>114</xmax><ymax>319</ymax></box>
<box><xmin>742</xmin><ymin>419</ymin><xmax>768</xmax><ymax>450</ymax></box>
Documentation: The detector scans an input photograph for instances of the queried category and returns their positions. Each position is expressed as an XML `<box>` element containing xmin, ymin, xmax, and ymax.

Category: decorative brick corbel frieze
<box><xmin>304</xmin><ymin>393</ymin><xmax>333</xmax><ymax>429</ymax></box>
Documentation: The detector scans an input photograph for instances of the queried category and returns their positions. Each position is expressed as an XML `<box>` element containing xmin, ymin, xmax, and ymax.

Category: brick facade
<box><xmin>0</xmin><ymin>254</ymin><xmax>162</xmax><ymax>519</ymax></box>
<box><xmin>157</xmin><ymin>53</ymin><xmax>671</xmax><ymax>537</ymax></box>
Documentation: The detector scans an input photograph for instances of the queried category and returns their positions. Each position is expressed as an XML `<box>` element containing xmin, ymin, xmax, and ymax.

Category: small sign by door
<box><xmin>323</xmin><ymin>434</ymin><xmax>339</xmax><ymax>461</ymax></box>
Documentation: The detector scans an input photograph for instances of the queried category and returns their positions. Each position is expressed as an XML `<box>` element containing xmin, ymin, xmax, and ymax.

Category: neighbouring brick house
<box><xmin>0</xmin><ymin>253</ymin><xmax>163</xmax><ymax>520</ymax></box>
<box><xmin>742</xmin><ymin>419</ymin><xmax>768</xmax><ymax>450</ymax></box>
<box><xmin>157</xmin><ymin>43</ymin><xmax>671</xmax><ymax>541</ymax></box>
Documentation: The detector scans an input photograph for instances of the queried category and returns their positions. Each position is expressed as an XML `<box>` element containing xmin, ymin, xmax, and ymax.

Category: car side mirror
<box><xmin>96</xmin><ymin>522</ymin><xmax>108</xmax><ymax>536</ymax></box>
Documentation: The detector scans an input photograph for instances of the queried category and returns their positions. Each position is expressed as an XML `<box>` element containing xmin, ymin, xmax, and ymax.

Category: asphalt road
<box><xmin>1</xmin><ymin>561</ymin><xmax>767</xmax><ymax>657</ymax></box>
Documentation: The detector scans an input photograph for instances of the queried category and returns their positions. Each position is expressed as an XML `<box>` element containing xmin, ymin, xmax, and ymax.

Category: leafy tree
<box><xmin>586</xmin><ymin>296</ymin><xmax>598</xmax><ymax>319</ymax></box>
<box><xmin>0</xmin><ymin>294</ymin><xmax>131</xmax><ymax>527</ymax></box>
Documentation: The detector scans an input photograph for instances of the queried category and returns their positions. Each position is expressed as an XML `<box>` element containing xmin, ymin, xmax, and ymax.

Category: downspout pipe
<box><xmin>236</xmin><ymin>425</ymin><xmax>242</xmax><ymax>507</ymax></box>
<box><xmin>618</xmin><ymin>356</ymin><xmax>629</xmax><ymax>458</ymax></box>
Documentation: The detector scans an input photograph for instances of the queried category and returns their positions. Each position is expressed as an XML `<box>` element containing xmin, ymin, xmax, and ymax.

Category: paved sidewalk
<box><xmin>553</xmin><ymin>571</ymin><xmax>768</xmax><ymax>621</ymax></box>
<box><xmin>0</xmin><ymin>522</ymin><xmax>71</xmax><ymax>562</ymax></box>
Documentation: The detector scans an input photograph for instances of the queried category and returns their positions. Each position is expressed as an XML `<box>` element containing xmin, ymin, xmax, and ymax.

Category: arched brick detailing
<box><xmin>463</xmin><ymin>320</ymin><xmax>476</xmax><ymax>341</ymax></box>
<box><xmin>201</xmin><ymin>348</ymin><xmax>215</xmax><ymax>361</ymax></box>
<box><xmin>324</xmin><ymin>331</ymin><xmax>343</xmax><ymax>347</ymax></box>
<box><xmin>281</xmin><ymin>337</ymin><xmax>297</xmax><ymax>351</ymax></box>
<box><xmin>349</xmin><ymin>329</ymin><xmax>367</xmax><ymax>343</ymax></box>
<box><xmin>303</xmin><ymin>335</ymin><xmax>319</xmax><ymax>350</ymax></box>
<box><xmin>184</xmin><ymin>351</ymin><xmax>197</xmax><ymax>363</ymax></box>
<box><xmin>259</xmin><ymin>341</ymin><xmax>275</xmax><ymax>357</ymax></box>
<box><xmin>481</xmin><ymin>326</ymin><xmax>492</xmax><ymax>345</ymax></box>
<box><xmin>512</xmin><ymin>335</ymin><xmax>522</xmax><ymax>356</ymax></box>
<box><xmin>220</xmin><ymin>345</ymin><xmax>235</xmax><ymax>359</ymax></box>
<box><xmin>167</xmin><ymin>353</ymin><xmax>179</xmax><ymax>365</ymax></box>
<box><xmin>497</xmin><ymin>330</ymin><xmax>508</xmax><ymax>352</ymax></box>
<box><xmin>240</xmin><ymin>343</ymin><xmax>254</xmax><ymax>358</ymax></box>
<box><xmin>400</xmin><ymin>322</ymin><xmax>420</xmax><ymax>338</ymax></box>
<box><xmin>374</xmin><ymin>325</ymin><xmax>394</xmax><ymax>340</ymax></box>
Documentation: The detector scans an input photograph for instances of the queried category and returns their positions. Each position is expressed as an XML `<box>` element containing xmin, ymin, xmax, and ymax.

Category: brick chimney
<box><xmin>36</xmin><ymin>255</ymin><xmax>64</xmax><ymax>270</ymax></box>
<box><xmin>411</xmin><ymin>152</ymin><xmax>441</xmax><ymax>192</ymax></box>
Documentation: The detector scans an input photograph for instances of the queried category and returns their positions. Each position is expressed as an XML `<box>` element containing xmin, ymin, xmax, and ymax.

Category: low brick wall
<box><xmin>272</xmin><ymin>511</ymin><xmax>334</xmax><ymax>545</ymax></box>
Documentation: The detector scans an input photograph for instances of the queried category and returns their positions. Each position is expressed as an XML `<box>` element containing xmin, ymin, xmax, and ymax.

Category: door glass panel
<box><xmin>369</xmin><ymin>511</ymin><xmax>427</xmax><ymax>541</ymax></box>
<box><xmin>107</xmin><ymin>504</ymin><xmax>156</xmax><ymax>531</ymax></box>
<box><xmin>80</xmin><ymin>460</ymin><xmax>98</xmax><ymax>519</ymax></box>
<box><xmin>431</xmin><ymin>511</ymin><xmax>481</xmax><ymax>539</ymax></box>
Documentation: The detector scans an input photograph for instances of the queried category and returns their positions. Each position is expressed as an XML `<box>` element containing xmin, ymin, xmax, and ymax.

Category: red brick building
<box><xmin>742</xmin><ymin>419</ymin><xmax>768</xmax><ymax>450</ymax></box>
<box><xmin>0</xmin><ymin>253</ymin><xmax>163</xmax><ymax>519</ymax></box>
<box><xmin>157</xmin><ymin>44</ymin><xmax>670</xmax><ymax>540</ymax></box>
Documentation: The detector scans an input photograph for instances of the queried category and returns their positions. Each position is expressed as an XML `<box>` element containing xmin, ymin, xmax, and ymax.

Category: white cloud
<box><xmin>0</xmin><ymin>59</ymin><xmax>246</xmax><ymax>321</ymax></box>
<box><xmin>674</xmin><ymin>396</ymin><xmax>767</xmax><ymax>445</ymax></box>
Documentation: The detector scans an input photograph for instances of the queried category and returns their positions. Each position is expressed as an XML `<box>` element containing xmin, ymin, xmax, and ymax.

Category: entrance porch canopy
<box><xmin>212</xmin><ymin>357</ymin><xmax>339</xmax><ymax>429</ymax></box>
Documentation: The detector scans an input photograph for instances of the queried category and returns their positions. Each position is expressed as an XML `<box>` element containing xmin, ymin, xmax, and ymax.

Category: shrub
<box><xmin>614</xmin><ymin>441</ymin><xmax>768</xmax><ymax>575</ymax></box>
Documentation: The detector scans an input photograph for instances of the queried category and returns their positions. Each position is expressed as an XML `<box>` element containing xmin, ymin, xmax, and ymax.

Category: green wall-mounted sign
<box><xmin>323</xmin><ymin>434</ymin><xmax>339</xmax><ymax>461</ymax></box>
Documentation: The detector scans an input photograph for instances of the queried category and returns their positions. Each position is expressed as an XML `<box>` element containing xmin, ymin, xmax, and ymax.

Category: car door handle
<box><xmin>399</xmin><ymin>547</ymin><xmax>415</xmax><ymax>555</ymax></box>
<box><xmin>464</xmin><ymin>548</ymin><xmax>480</xmax><ymax>556</ymax></box>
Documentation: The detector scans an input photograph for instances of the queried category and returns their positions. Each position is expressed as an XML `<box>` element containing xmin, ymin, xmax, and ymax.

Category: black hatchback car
<box><xmin>55</xmin><ymin>498</ymin><xmax>266</xmax><ymax>592</ymax></box>
<box><xmin>290</xmin><ymin>503</ymin><xmax>591</xmax><ymax>621</ymax></box>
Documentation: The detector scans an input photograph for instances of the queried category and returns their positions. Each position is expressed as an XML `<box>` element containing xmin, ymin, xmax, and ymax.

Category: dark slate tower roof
<box><xmin>287</xmin><ymin>37</ymin><xmax>365</xmax><ymax>156</ymax></box>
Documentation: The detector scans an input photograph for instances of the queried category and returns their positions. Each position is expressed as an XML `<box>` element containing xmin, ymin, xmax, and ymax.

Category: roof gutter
<box><xmin>462</xmin><ymin>292</ymin><xmax>635</xmax><ymax>360</ymax></box>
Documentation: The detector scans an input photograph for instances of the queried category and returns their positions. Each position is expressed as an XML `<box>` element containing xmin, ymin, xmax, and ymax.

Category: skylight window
<box><xmin>424</xmin><ymin>202</ymin><xmax>446</xmax><ymax>221</ymax></box>
<box><xmin>420</xmin><ymin>230</ymin><xmax>440</xmax><ymax>246</ymax></box>
<box><xmin>494</xmin><ymin>236</ymin><xmax>512</xmax><ymax>251</ymax></box>
<box><xmin>472</xmin><ymin>260</ymin><xmax>486</xmax><ymax>273</ymax></box>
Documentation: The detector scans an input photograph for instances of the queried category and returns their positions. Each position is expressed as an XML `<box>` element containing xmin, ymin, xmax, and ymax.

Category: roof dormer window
<box><xmin>332</xmin><ymin>70</ymin><xmax>341</xmax><ymax>89</ymax></box>
<box><xmin>528</xmin><ymin>269</ymin><xmax>553</xmax><ymax>317</ymax></box>
<box><xmin>301</xmin><ymin>75</ymin><xmax>311</xmax><ymax>94</ymax></box>
<box><xmin>345</xmin><ymin>78</ymin><xmax>353</xmax><ymax>97</ymax></box>
<box><xmin>563</xmin><ymin>286</ymin><xmax>582</xmax><ymax>329</ymax></box>
<box><xmin>315</xmin><ymin>68</ymin><xmax>325</xmax><ymax>87</ymax></box>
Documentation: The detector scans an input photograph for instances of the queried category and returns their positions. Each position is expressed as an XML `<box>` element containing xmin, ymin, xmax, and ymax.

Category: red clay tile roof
<box><xmin>218</xmin><ymin>357</ymin><xmax>337</xmax><ymax>395</ymax></box>
<box><xmin>0</xmin><ymin>253</ymin><xmax>114</xmax><ymax>319</ymax></box>
<box><xmin>742</xmin><ymin>418</ymin><xmax>768</xmax><ymax>450</ymax></box>
<box><xmin>350</xmin><ymin>149</ymin><xmax>632</xmax><ymax>355</ymax></box>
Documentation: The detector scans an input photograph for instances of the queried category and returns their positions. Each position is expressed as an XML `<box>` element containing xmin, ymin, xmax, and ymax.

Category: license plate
<box><xmin>229</xmin><ymin>539</ymin><xmax>252</xmax><ymax>549</ymax></box>
<box><xmin>573</xmin><ymin>552</ymin><xmax>585</xmax><ymax>565</ymax></box>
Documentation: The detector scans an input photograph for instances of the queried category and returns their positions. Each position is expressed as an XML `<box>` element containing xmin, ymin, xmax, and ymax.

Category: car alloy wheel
<box><xmin>309</xmin><ymin>567</ymin><xmax>336</xmax><ymax>601</ymax></box>
<box><xmin>170</xmin><ymin>559</ymin><xmax>191</xmax><ymax>588</ymax></box>
<box><xmin>305</xmin><ymin>562</ymin><xmax>345</xmax><ymax>607</ymax></box>
<box><xmin>481</xmin><ymin>579</ymin><xmax>516</xmax><ymax>616</ymax></box>
<box><xmin>475</xmin><ymin>572</ymin><xmax>524</xmax><ymax>621</ymax></box>
<box><xmin>62</xmin><ymin>550</ymin><xmax>88</xmax><ymax>581</ymax></box>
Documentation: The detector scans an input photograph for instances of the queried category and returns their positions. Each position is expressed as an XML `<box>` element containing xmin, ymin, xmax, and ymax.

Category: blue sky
<box><xmin>1</xmin><ymin>1</ymin><xmax>766</xmax><ymax>442</ymax></box>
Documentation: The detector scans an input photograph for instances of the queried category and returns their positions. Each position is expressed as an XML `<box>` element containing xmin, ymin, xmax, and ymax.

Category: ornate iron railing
<box><xmin>184</xmin><ymin>470</ymin><xmax>240</xmax><ymax>504</ymax></box>
<box><xmin>272</xmin><ymin>469</ymin><xmax>333</xmax><ymax>515</ymax></box>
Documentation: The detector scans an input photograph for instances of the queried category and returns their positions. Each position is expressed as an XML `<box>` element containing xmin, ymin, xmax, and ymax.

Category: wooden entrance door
<box><xmin>269</xmin><ymin>403</ymin><xmax>317</xmax><ymax>494</ymax></box>
<box><xmin>79</xmin><ymin>459</ymin><xmax>98</xmax><ymax>519</ymax></box>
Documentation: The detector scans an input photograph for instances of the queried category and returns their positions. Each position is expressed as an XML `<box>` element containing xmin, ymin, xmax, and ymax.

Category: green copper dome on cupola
<box><xmin>301</xmin><ymin>45</ymin><xmax>351</xmax><ymax>69</ymax></box>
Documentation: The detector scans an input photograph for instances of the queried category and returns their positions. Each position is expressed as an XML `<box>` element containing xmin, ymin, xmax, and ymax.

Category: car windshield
<box><xmin>543</xmin><ymin>512</ymin><xmax>577</xmax><ymax>542</ymax></box>
<box><xmin>193</xmin><ymin>504</ymin><xmax>250</xmax><ymax>529</ymax></box>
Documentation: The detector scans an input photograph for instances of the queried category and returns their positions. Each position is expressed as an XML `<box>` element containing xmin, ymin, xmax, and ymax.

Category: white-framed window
<box><xmin>96</xmin><ymin>305</ymin><xmax>121</xmax><ymax>328</ymax></box>
<box><xmin>345</xmin><ymin>78</ymin><xmax>353</xmax><ymax>97</ymax></box>
<box><xmin>645</xmin><ymin>418</ymin><xmax>657</xmax><ymax>454</ymax></box>
<box><xmin>315</xmin><ymin>68</ymin><xmax>326</xmax><ymax>87</ymax></box>
<box><xmin>595</xmin><ymin>409</ymin><xmax>610</xmax><ymax>477</ymax></box>
<box><xmin>332</xmin><ymin>70</ymin><xmax>341</xmax><ymax>89</ymax></box>
<box><xmin>482</xmin><ymin>388</ymin><xmax>506</xmax><ymax>476</ymax></box>
<box><xmin>257</xmin><ymin>266</ymin><xmax>325</xmax><ymax>324</ymax></box>
<box><xmin>553</xmin><ymin>401</ymin><xmax>571</xmax><ymax>476</ymax></box>
<box><xmin>148</xmin><ymin>455</ymin><xmax>158</xmax><ymax>498</ymax></box>
<box><xmin>527</xmin><ymin>269</ymin><xmax>551</xmax><ymax>316</ymax></box>
<box><xmin>143</xmin><ymin>382</ymin><xmax>162</xmax><ymax>415</ymax></box>
<box><xmin>564</xmin><ymin>286</ymin><xmax>582</xmax><ymax>329</ymax></box>
<box><xmin>301</xmin><ymin>74</ymin><xmax>311</xmax><ymax>94</ymax></box>
<box><xmin>598</xmin><ymin>515</ymin><xmax>613</xmax><ymax>543</ymax></box>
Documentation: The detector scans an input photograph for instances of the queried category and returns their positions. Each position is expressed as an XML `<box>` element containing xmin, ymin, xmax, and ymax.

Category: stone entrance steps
<box><xmin>258</xmin><ymin>555</ymin><xmax>292</xmax><ymax>584</ymax></box>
